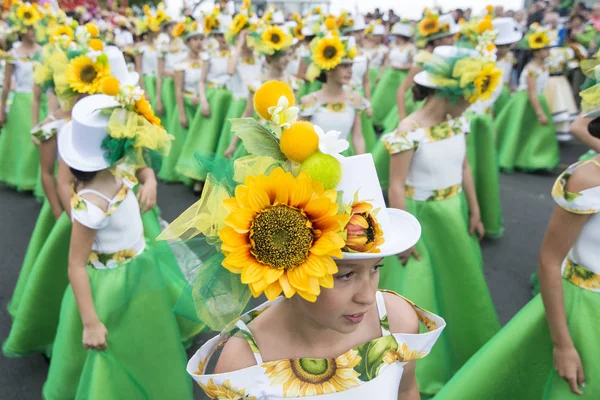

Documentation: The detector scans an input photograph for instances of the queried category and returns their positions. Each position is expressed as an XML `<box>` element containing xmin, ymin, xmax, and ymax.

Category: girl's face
<box><xmin>24</xmin><ymin>27</ymin><xmax>35</xmax><ymax>42</ymax></box>
<box><xmin>535</xmin><ymin>48</ymin><xmax>550</xmax><ymax>59</ymax></box>
<box><xmin>327</xmin><ymin>63</ymin><xmax>353</xmax><ymax>85</ymax></box>
<box><xmin>496</xmin><ymin>44</ymin><xmax>510</xmax><ymax>59</ymax></box>
<box><xmin>267</xmin><ymin>52</ymin><xmax>290</xmax><ymax>71</ymax></box>
<box><xmin>292</xmin><ymin>258</ymin><xmax>383</xmax><ymax>334</ymax></box>
<box><xmin>186</xmin><ymin>36</ymin><xmax>203</xmax><ymax>53</ymax></box>
<box><xmin>215</xmin><ymin>33</ymin><xmax>227</xmax><ymax>47</ymax></box>
<box><xmin>350</xmin><ymin>30</ymin><xmax>363</xmax><ymax>44</ymax></box>
<box><xmin>393</xmin><ymin>35</ymin><xmax>409</xmax><ymax>45</ymax></box>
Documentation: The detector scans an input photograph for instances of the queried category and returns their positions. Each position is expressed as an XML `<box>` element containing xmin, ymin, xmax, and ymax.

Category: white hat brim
<box><xmin>583</xmin><ymin>109</ymin><xmax>600</xmax><ymax>119</ymax></box>
<box><xmin>341</xmin><ymin>209</ymin><xmax>422</xmax><ymax>260</ymax></box>
<box><xmin>123</xmin><ymin>71</ymin><xmax>139</xmax><ymax>86</ymax></box>
<box><xmin>58</xmin><ymin>121</ymin><xmax>110</xmax><ymax>172</ymax></box>
<box><xmin>413</xmin><ymin>71</ymin><xmax>438</xmax><ymax>89</ymax></box>
<box><xmin>495</xmin><ymin>32</ymin><xmax>523</xmax><ymax>45</ymax></box>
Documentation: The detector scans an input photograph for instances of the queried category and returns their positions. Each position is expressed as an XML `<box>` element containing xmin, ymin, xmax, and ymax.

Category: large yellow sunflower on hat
<box><xmin>313</xmin><ymin>36</ymin><xmax>346</xmax><ymax>71</ymax></box>
<box><xmin>219</xmin><ymin>168</ymin><xmax>349</xmax><ymax>302</ymax></box>
<box><xmin>470</xmin><ymin>63</ymin><xmax>502</xmax><ymax>103</ymax></box>
<box><xmin>231</xmin><ymin>13</ymin><xmax>248</xmax><ymax>34</ymax></box>
<box><xmin>419</xmin><ymin>16</ymin><xmax>439</xmax><ymax>37</ymax></box>
<box><xmin>17</xmin><ymin>3</ymin><xmax>40</xmax><ymax>26</ymax></box>
<box><xmin>66</xmin><ymin>55</ymin><xmax>109</xmax><ymax>94</ymax></box>
<box><xmin>203</xmin><ymin>16</ymin><xmax>216</xmax><ymax>35</ymax></box>
<box><xmin>262</xmin><ymin>25</ymin><xmax>292</xmax><ymax>51</ymax></box>
<box><xmin>528</xmin><ymin>31</ymin><xmax>551</xmax><ymax>49</ymax></box>
<box><xmin>293</xmin><ymin>24</ymin><xmax>305</xmax><ymax>41</ymax></box>
<box><xmin>50</xmin><ymin>25</ymin><xmax>74</xmax><ymax>43</ymax></box>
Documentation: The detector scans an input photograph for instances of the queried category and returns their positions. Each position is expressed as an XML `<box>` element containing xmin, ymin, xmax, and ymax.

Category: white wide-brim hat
<box><xmin>344</xmin><ymin>14</ymin><xmax>367</xmax><ymax>33</ymax></box>
<box><xmin>427</xmin><ymin>13</ymin><xmax>459</xmax><ymax>40</ymax></box>
<box><xmin>391</xmin><ymin>22</ymin><xmax>412</xmax><ymax>37</ymax></box>
<box><xmin>493</xmin><ymin>17</ymin><xmax>523</xmax><ymax>45</ymax></box>
<box><xmin>414</xmin><ymin>46</ymin><xmax>478</xmax><ymax>89</ymax></box>
<box><xmin>105</xmin><ymin>45</ymin><xmax>139</xmax><ymax>86</ymax></box>
<box><xmin>372</xmin><ymin>24</ymin><xmax>386</xmax><ymax>36</ymax></box>
<box><xmin>58</xmin><ymin>95</ymin><xmax>119</xmax><ymax>172</ymax></box>
<box><xmin>336</xmin><ymin>154</ymin><xmax>421</xmax><ymax>259</ymax></box>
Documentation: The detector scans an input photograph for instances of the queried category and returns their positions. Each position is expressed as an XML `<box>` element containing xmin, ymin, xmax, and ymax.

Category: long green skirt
<box><xmin>142</xmin><ymin>75</ymin><xmax>157</xmax><ymax>108</ymax></box>
<box><xmin>159</xmin><ymin>97</ymin><xmax>196</xmax><ymax>184</ymax></box>
<box><xmin>467</xmin><ymin>113</ymin><xmax>504</xmax><ymax>239</ymax></box>
<box><xmin>176</xmin><ymin>88</ymin><xmax>232</xmax><ymax>181</ymax></box>
<box><xmin>378</xmin><ymin>193</ymin><xmax>500</xmax><ymax>395</ymax></box>
<box><xmin>0</xmin><ymin>92</ymin><xmax>47</xmax><ymax>191</ymax></box>
<box><xmin>493</xmin><ymin>85</ymin><xmax>511</xmax><ymax>117</ymax></box>
<box><xmin>371</xmin><ymin>68</ymin><xmax>408</xmax><ymax>127</ymax></box>
<box><xmin>436</xmin><ymin>281</ymin><xmax>600</xmax><ymax>400</ymax></box>
<box><xmin>158</xmin><ymin>77</ymin><xmax>176</xmax><ymax>123</ymax></box>
<box><xmin>495</xmin><ymin>91</ymin><xmax>560</xmax><ymax>172</ymax></box>
<box><xmin>215</xmin><ymin>97</ymin><xmax>248</xmax><ymax>158</ymax></box>
<box><xmin>368</xmin><ymin>67</ymin><xmax>381</xmax><ymax>90</ymax></box>
<box><xmin>42</xmin><ymin>250</ymin><xmax>194</xmax><ymax>400</ymax></box>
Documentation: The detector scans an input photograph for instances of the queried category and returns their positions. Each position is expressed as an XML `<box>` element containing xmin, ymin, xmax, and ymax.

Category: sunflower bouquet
<box><xmin>520</xmin><ymin>23</ymin><xmax>555</xmax><ymax>50</ymax></box>
<box><xmin>305</xmin><ymin>34</ymin><xmax>358</xmax><ymax>82</ymax></box>
<box><xmin>158</xmin><ymin>80</ymin><xmax>386</xmax><ymax>330</ymax></box>
<box><xmin>246</xmin><ymin>24</ymin><xmax>293</xmax><ymax>56</ymax></box>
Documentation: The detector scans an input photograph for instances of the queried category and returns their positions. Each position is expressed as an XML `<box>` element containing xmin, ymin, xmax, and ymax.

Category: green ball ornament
<box><xmin>300</xmin><ymin>152</ymin><xmax>342</xmax><ymax>190</ymax></box>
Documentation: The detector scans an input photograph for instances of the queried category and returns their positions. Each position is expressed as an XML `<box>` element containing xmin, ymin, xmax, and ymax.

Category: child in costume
<box><xmin>378</xmin><ymin>46</ymin><xmax>502</xmax><ymax>395</ymax></box>
<box><xmin>495</xmin><ymin>24</ymin><xmax>560</xmax><ymax>172</ymax></box>
<box><xmin>492</xmin><ymin>17</ymin><xmax>522</xmax><ymax>116</ymax></box>
<box><xmin>158</xmin><ymin>79</ymin><xmax>446</xmax><ymax>399</ymax></box>
<box><xmin>343</xmin><ymin>14</ymin><xmax>372</xmax><ymax>103</ymax></box>
<box><xmin>362</xmin><ymin>22</ymin><xmax>389</xmax><ymax>89</ymax></box>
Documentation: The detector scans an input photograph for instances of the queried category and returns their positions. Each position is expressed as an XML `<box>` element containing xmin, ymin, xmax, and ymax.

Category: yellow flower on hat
<box><xmin>219</xmin><ymin>168</ymin><xmax>349</xmax><ymax>302</ymax></box>
<box><xmin>50</xmin><ymin>25</ymin><xmax>74</xmax><ymax>43</ymax></box>
<box><xmin>172</xmin><ymin>22</ymin><xmax>186</xmax><ymax>37</ymax></box>
<box><xmin>17</xmin><ymin>3</ymin><xmax>40</xmax><ymax>26</ymax></box>
<box><xmin>101</xmin><ymin>76</ymin><xmax>120</xmax><ymax>96</ymax></box>
<box><xmin>85</xmin><ymin>23</ymin><xmax>99</xmax><ymax>38</ymax></box>
<box><xmin>347</xmin><ymin>46</ymin><xmax>357</xmax><ymax>60</ymax></box>
<box><xmin>135</xmin><ymin>96</ymin><xmax>162</xmax><ymax>126</ymax></box>
<box><xmin>470</xmin><ymin>63</ymin><xmax>502</xmax><ymax>103</ymax></box>
<box><xmin>231</xmin><ymin>13</ymin><xmax>248</xmax><ymax>34</ymax></box>
<box><xmin>325</xmin><ymin>16</ymin><xmax>336</xmax><ymax>30</ymax></box>
<box><xmin>66</xmin><ymin>55</ymin><xmax>109</xmax><ymax>94</ymax></box>
<box><xmin>293</xmin><ymin>24</ymin><xmax>305</xmax><ymax>41</ymax></box>
<box><xmin>313</xmin><ymin>36</ymin><xmax>346</xmax><ymax>71</ymax></box>
<box><xmin>486</xmin><ymin>5</ymin><xmax>494</xmax><ymax>13</ymax></box>
<box><xmin>419</xmin><ymin>16</ymin><xmax>439</xmax><ymax>37</ymax></box>
<box><xmin>88</xmin><ymin>39</ymin><xmax>104</xmax><ymax>51</ymax></box>
<box><xmin>261</xmin><ymin>25</ymin><xmax>292</xmax><ymax>51</ymax></box>
<box><xmin>344</xmin><ymin>196</ymin><xmax>384</xmax><ymax>253</ymax></box>
<box><xmin>528</xmin><ymin>31</ymin><xmax>551</xmax><ymax>49</ymax></box>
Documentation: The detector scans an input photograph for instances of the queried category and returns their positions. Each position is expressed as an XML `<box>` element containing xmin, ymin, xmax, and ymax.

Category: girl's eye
<box><xmin>336</xmin><ymin>271</ymin><xmax>355</xmax><ymax>281</ymax></box>
<box><xmin>372</xmin><ymin>264</ymin><xmax>384</xmax><ymax>273</ymax></box>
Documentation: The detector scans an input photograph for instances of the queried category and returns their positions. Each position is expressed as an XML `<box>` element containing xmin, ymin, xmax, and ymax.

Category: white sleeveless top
<box><xmin>497</xmin><ymin>52</ymin><xmax>515</xmax><ymax>86</ymax></box>
<box><xmin>189</xmin><ymin>291</ymin><xmax>445</xmax><ymax>399</ymax></box>
<box><xmin>140</xmin><ymin>44</ymin><xmax>159</xmax><ymax>75</ymax></box>
<box><xmin>174</xmin><ymin>59</ymin><xmax>203</xmax><ymax>96</ymax></box>
<box><xmin>518</xmin><ymin>63</ymin><xmax>548</xmax><ymax>95</ymax></box>
<box><xmin>204</xmin><ymin>51</ymin><xmax>232</xmax><ymax>88</ymax></box>
<box><xmin>365</xmin><ymin>45</ymin><xmax>389</xmax><ymax>69</ymax></box>
<box><xmin>164</xmin><ymin>46</ymin><xmax>188</xmax><ymax>73</ymax></box>
<box><xmin>71</xmin><ymin>180</ymin><xmax>145</xmax><ymax>269</ymax></box>
<box><xmin>350</xmin><ymin>55</ymin><xmax>368</xmax><ymax>92</ymax></box>
<box><xmin>389</xmin><ymin>45</ymin><xmax>416</xmax><ymax>69</ymax></box>
<box><xmin>382</xmin><ymin>116</ymin><xmax>470</xmax><ymax>201</ymax></box>
<box><xmin>8</xmin><ymin>49</ymin><xmax>38</xmax><ymax>93</ymax></box>
<box><xmin>231</xmin><ymin>56</ymin><xmax>263</xmax><ymax>99</ymax></box>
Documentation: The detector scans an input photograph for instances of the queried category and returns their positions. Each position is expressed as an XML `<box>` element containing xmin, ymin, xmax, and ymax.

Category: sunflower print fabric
<box><xmin>87</xmin><ymin>248</ymin><xmax>140</xmax><ymax>270</ymax></box>
<box><xmin>551</xmin><ymin>161</ymin><xmax>600</xmax><ymax>215</ymax></box>
<box><xmin>562</xmin><ymin>258</ymin><xmax>600</xmax><ymax>292</ymax></box>
<box><xmin>404</xmin><ymin>184</ymin><xmax>462</xmax><ymax>202</ymax></box>
<box><xmin>188</xmin><ymin>291</ymin><xmax>446</xmax><ymax>398</ymax></box>
<box><xmin>300</xmin><ymin>95</ymin><xmax>369</xmax><ymax>117</ymax></box>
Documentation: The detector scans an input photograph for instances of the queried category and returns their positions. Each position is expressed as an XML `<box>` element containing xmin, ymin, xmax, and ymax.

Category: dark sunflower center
<box><xmin>24</xmin><ymin>11</ymin><xmax>32</xmax><ymax>19</ymax></box>
<box><xmin>323</xmin><ymin>45</ymin><xmax>337</xmax><ymax>59</ymax></box>
<box><xmin>480</xmin><ymin>76</ymin><xmax>491</xmax><ymax>93</ymax></box>
<box><xmin>249</xmin><ymin>205</ymin><xmax>313</xmax><ymax>270</ymax></box>
<box><xmin>535</xmin><ymin>36</ymin><xmax>543</xmax><ymax>44</ymax></box>
<box><xmin>271</xmin><ymin>33</ymin><xmax>281</xmax><ymax>44</ymax></box>
<box><xmin>424</xmin><ymin>21</ymin><xmax>436</xmax><ymax>30</ymax></box>
<box><xmin>80</xmin><ymin>65</ymin><xmax>98</xmax><ymax>83</ymax></box>
<box><xmin>291</xmin><ymin>358</ymin><xmax>337</xmax><ymax>384</ymax></box>
<box><xmin>362</xmin><ymin>213</ymin><xmax>376</xmax><ymax>243</ymax></box>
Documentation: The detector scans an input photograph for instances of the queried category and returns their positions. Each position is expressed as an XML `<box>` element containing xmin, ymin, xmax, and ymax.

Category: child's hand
<box><xmin>137</xmin><ymin>181</ymin><xmax>157</xmax><ymax>214</ymax></box>
<box><xmin>83</xmin><ymin>322</ymin><xmax>108</xmax><ymax>351</ymax></box>
<box><xmin>537</xmin><ymin>112</ymin><xmax>548</xmax><ymax>126</ymax></box>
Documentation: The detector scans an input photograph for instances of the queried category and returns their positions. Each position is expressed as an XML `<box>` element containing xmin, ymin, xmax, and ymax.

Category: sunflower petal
<box><xmin>247</xmin><ymin>186</ymin><xmax>271</xmax><ymax>212</ymax></box>
<box><xmin>264</xmin><ymin>267</ymin><xmax>284</xmax><ymax>284</ymax></box>
<box><xmin>264</xmin><ymin>281</ymin><xmax>283</xmax><ymax>300</ymax></box>
<box><xmin>311</xmin><ymin>231</ymin><xmax>345</xmax><ymax>256</ymax></box>
<box><xmin>219</xmin><ymin>226</ymin><xmax>248</xmax><ymax>251</ymax></box>
<box><xmin>241</xmin><ymin>261</ymin><xmax>266</xmax><ymax>284</ymax></box>
<box><xmin>279</xmin><ymin>273</ymin><xmax>296</xmax><ymax>298</ymax></box>
<box><xmin>290</xmin><ymin>172</ymin><xmax>313</xmax><ymax>209</ymax></box>
<box><xmin>224</xmin><ymin>208</ymin><xmax>255</xmax><ymax>233</ymax></box>
<box><xmin>223</xmin><ymin>246</ymin><xmax>252</xmax><ymax>271</ymax></box>
<box><xmin>349</xmin><ymin>214</ymin><xmax>369</xmax><ymax>228</ymax></box>
<box><xmin>299</xmin><ymin>254</ymin><xmax>328</xmax><ymax>277</ymax></box>
<box><xmin>287</xmin><ymin>265</ymin><xmax>310</xmax><ymax>292</ymax></box>
<box><xmin>305</xmin><ymin>197</ymin><xmax>337</xmax><ymax>220</ymax></box>
<box><xmin>319</xmin><ymin>274</ymin><xmax>334</xmax><ymax>289</ymax></box>
<box><xmin>297</xmin><ymin>290</ymin><xmax>318</xmax><ymax>302</ymax></box>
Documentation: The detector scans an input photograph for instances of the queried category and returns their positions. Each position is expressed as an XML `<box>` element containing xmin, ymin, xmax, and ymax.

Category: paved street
<box><xmin>0</xmin><ymin>140</ymin><xmax>588</xmax><ymax>399</ymax></box>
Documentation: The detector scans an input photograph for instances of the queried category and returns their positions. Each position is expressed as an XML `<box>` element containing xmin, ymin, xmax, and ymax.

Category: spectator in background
<box><xmin>544</xmin><ymin>11</ymin><xmax>560</xmax><ymax>29</ymax></box>
<box><xmin>373</xmin><ymin>8</ymin><xmax>383</xmax><ymax>19</ymax></box>
<box><xmin>515</xmin><ymin>9</ymin><xmax>528</xmax><ymax>31</ymax></box>
<box><xmin>451</xmin><ymin>8</ymin><xmax>464</xmax><ymax>23</ymax></box>
<box><xmin>387</xmin><ymin>9</ymin><xmax>399</xmax><ymax>25</ymax></box>
<box><xmin>464</xmin><ymin>8</ymin><xmax>472</xmax><ymax>20</ymax></box>
<box><xmin>528</xmin><ymin>1</ymin><xmax>547</xmax><ymax>26</ymax></box>
<box><xmin>505</xmin><ymin>10</ymin><xmax>515</xmax><ymax>18</ymax></box>
<box><xmin>495</xmin><ymin>5</ymin><xmax>505</xmax><ymax>18</ymax></box>
<box><xmin>592</xmin><ymin>4</ymin><xmax>600</xmax><ymax>30</ymax></box>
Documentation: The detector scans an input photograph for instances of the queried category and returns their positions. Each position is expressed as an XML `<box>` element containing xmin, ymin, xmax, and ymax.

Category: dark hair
<box><xmin>412</xmin><ymin>83</ymin><xmax>435</xmax><ymax>102</ymax></box>
<box><xmin>317</xmin><ymin>71</ymin><xmax>328</xmax><ymax>83</ymax></box>
<box><xmin>70</xmin><ymin>167</ymin><xmax>97</xmax><ymax>183</ymax></box>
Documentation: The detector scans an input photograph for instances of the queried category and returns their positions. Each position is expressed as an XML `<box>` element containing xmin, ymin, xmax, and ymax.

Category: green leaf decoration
<box><xmin>564</xmin><ymin>191</ymin><xmax>582</xmax><ymax>202</ymax></box>
<box><xmin>239</xmin><ymin>329</ymin><xmax>260</xmax><ymax>354</ymax></box>
<box><xmin>380</xmin><ymin>315</ymin><xmax>390</xmax><ymax>332</ymax></box>
<box><xmin>97</xmin><ymin>53</ymin><xmax>109</xmax><ymax>66</ymax></box>
<box><xmin>354</xmin><ymin>335</ymin><xmax>398</xmax><ymax>381</ymax></box>
<box><xmin>229</xmin><ymin>118</ymin><xmax>287</xmax><ymax>162</ymax></box>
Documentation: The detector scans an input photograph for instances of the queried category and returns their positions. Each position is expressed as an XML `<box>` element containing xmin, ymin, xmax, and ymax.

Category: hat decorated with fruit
<box><xmin>157</xmin><ymin>80</ymin><xmax>421</xmax><ymax>330</ymax></box>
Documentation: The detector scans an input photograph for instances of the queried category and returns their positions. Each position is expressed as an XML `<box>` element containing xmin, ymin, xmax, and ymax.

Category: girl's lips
<box><xmin>343</xmin><ymin>312</ymin><xmax>366</xmax><ymax>324</ymax></box>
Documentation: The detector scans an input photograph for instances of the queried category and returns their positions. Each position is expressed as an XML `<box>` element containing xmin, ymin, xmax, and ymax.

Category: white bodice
<box><xmin>365</xmin><ymin>45</ymin><xmax>389</xmax><ymax>69</ymax></box>
<box><xmin>205</xmin><ymin>52</ymin><xmax>232</xmax><ymax>87</ymax></box>
<box><xmin>231</xmin><ymin>57</ymin><xmax>263</xmax><ymax>99</ymax></box>
<box><xmin>518</xmin><ymin>63</ymin><xmax>549</xmax><ymax>94</ymax></box>
<box><xmin>300</xmin><ymin>93</ymin><xmax>369</xmax><ymax>140</ymax></box>
<box><xmin>9</xmin><ymin>50</ymin><xmax>37</xmax><ymax>93</ymax></box>
<box><xmin>389</xmin><ymin>45</ymin><xmax>416</xmax><ymax>69</ymax></box>
<box><xmin>350</xmin><ymin>55</ymin><xmax>368</xmax><ymax>92</ymax></box>
<box><xmin>497</xmin><ymin>52</ymin><xmax>515</xmax><ymax>86</ymax></box>
<box><xmin>382</xmin><ymin>116</ymin><xmax>470</xmax><ymax>200</ymax></box>
<box><xmin>164</xmin><ymin>49</ymin><xmax>188</xmax><ymax>73</ymax></box>
<box><xmin>175</xmin><ymin>60</ymin><xmax>203</xmax><ymax>96</ymax></box>
<box><xmin>546</xmin><ymin>47</ymin><xmax>576</xmax><ymax>75</ymax></box>
<box><xmin>140</xmin><ymin>45</ymin><xmax>159</xmax><ymax>75</ymax></box>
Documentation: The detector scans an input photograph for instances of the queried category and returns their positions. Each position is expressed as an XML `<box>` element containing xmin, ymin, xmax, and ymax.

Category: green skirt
<box><xmin>368</xmin><ymin>67</ymin><xmax>380</xmax><ymax>89</ymax></box>
<box><xmin>579</xmin><ymin>150</ymin><xmax>597</xmax><ymax>162</ymax></box>
<box><xmin>142</xmin><ymin>75</ymin><xmax>157</xmax><ymax>108</ymax></box>
<box><xmin>467</xmin><ymin>113</ymin><xmax>504</xmax><ymax>239</ymax></box>
<box><xmin>371</xmin><ymin>68</ymin><xmax>408</xmax><ymax>127</ymax></box>
<box><xmin>435</xmin><ymin>281</ymin><xmax>600</xmax><ymax>400</ymax></box>
<box><xmin>0</xmin><ymin>92</ymin><xmax>47</xmax><ymax>191</ymax></box>
<box><xmin>42</xmin><ymin>250</ymin><xmax>194</xmax><ymax>400</ymax></box>
<box><xmin>495</xmin><ymin>91</ymin><xmax>559</xmax><ymax>172</ymax></box>
<box><xmin>296</xmin><ymin>80</ymin><xmax>322</xmax><ymax>100</ymax></box>
<box><xmin>378</xmin><ymin>193</ymin><xmax>500</xmax><ymax>395</ymax></box>
<box><xmin>159</xmin><ymin>77</ymin><xmax>175</xmax><ymax>119</ymax></box>
<box><xmin>176</xmin><ymin>88</ymin><xmax>232</xmax><ymax>181</ymax></box>
<box><xmin>33</xmin><ymin>171</ymin><xmax>44</xmax><ymax>202</ymax></box>
<box><xmin>493</xmin><ymin>85</ymin><xmax>511</xmax><ymax>117</ymax></box>
<box><xmin>159</xmin><ymin>97</ymin><xmax>196</xmax><ymax>184</ymax></box>
<box><xmin>215</xmin><ymin>97</ymin><xmax>248</xmax><ymax>158</ymax></box>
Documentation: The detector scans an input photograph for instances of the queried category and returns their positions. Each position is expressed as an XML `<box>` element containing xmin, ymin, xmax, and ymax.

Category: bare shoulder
<box><xmin>396</xmin><ymin>117</ymin><xmax>418</xmax><ymax>135</ymax></box>
<box><xmin>565</xmin><ymin>160</ymin><xmax>600</xmax><ymax>193</ymax></box>
<box><xmin>382</xmin><ymin>291</ymin><xmax>419</xmax><ymax>334</ymax></box>
<box><xmin>213</xmin><ymin>336</ymin><xmax>258</xmax><ymax>374</ymax></box>
<box><xmin>300</xmin><ymin>91</ymin><xmax>320</xmax><ymax>105</ymax></box>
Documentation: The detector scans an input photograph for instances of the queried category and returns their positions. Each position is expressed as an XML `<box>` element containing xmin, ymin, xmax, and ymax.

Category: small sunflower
<box><xmin>262</xmin><ymin>25</ymin><xmax>292</xmax><ymax>51</ymax></box>
<box><xmin>50</xmin><ymin>25</ymin><xmax>74</xmax><ymax>43</ymax></box>
<box><xmin>231</xmin><ymin>13</ymin><xmax>248</xmax><ymax>34</ymax></box>
<box><xmin>135</xmin><ymin>96</ymin><xmax>162</xmax><ymax>126</ymax></box>
<box><xmin>172</xmin><ymin>22</ymin><xmax>186</xmax><ymax>37</ymax></box>
<box><xmin>313</xmin><ymin>36</ymin><xmax>346</xmax><ymax>71</ymax></box>
<box><xmin>470</xmin><ymin>63</ymin><xmax>502</xmax><ymax>103</ymax></box>
<box><xmin>199</xmin><ymin>379</ymin><xmax>256</xmax><ymax>400</ymax></box>
<box><xmin>219</xmin><ymin>168</ymin><xmax>349</xmax><ymax>302</ymax></box>
<box><xmin>66</xmin><ymin>55</ymin><xmax>109</xmax><ymax>94</ymax></box>
<box><xmin>293</xmin><ymin>24</ymin><xmax>305</xmax><ymax>41</ymax></box>
<box><xmin>344</xmin><ymin>197</ymin><xmax>384</xmax><ymax>253</ymax></box>
<box><xmin>419</xmin><ymin>16</ymin><xmax>439</xmax><ymax>37</ymax></box>
<box><xmin>528</xmin><ymin>32</ymin><xmax>551</xmax><ymax>49</ymax></box>
<box><xmin>17</xmin><ymin>3</ymin><xmax>40</xmax><ymax>26</ymax></box>
<box><xmin>203</xmin><ymin>16</ymin><xmax>215</xmax><ymax>35</ymax></box>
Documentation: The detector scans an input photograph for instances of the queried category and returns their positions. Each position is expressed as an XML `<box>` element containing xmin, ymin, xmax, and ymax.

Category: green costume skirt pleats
<box><xmin>378</xmin><ymin>193</ymin><xmax>500</xmax><ymax>395</ymax></box>
<box><xmin>371</xmin><ymin>68</ymin><xmax>408</xmax><ymax>127</ymax></box>
<box><xmin>495</xmin><ymin>91</ymin><xmax>560</xmax><ymax>172</ymax></box>
<box><xmin>368</xmin><ymin>67</ymin><xmax>380</xmax><ymax>89</ymax></box>
<box><xmin>436</xmin><ymin>281</ymin><xmax>600</xmax><ymax>400</ymax></box>
<box><xmin>176</xmin><ymin>88</ymin><xmax>232</xmax><ymax>181</ymax></box>
<box><xmin>158</xmin><ymin>77</ymin><xmax>176</xmax><ymax>123</ymax></box>
<box><xmin>0</xmin><ymin>92</ymin><xmax>47</xmax><ymax>191</ymax></box>
<box><xmin>142</xmin><ymin>75</ymin><xmax>157</xmax><ymax>108</ymax></box>
<box><xmin>467</xmin><ymin>113</ymin><xmax>504</xmax><ymax>238</ymax></box>
<box><xmin>159</xmin><ymin>97</ymin><xmax>196</xmax><ymax>184</ymax></box>
<box><xmin>42</xmin><ymin>250</ymin><xmax>194</xmax><ymax>400</ymax></box>
<box><xmin>493</xmin><ymin>85</ymin><xmax>511</xmax><ymax>117</ymax></box>
<box><xmin>215</xmin><ymin>97</ymin><xmax>248</xmax><ymax>158</ymax></box>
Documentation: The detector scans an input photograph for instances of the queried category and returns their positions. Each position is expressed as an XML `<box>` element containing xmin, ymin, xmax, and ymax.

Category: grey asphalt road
<box><xmin>0</xmin><ymin>140</ymin><xmax>588</xmax><ymax>399</ymax></box>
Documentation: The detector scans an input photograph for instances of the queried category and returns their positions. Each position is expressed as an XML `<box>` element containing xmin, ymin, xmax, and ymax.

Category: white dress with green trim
<box><xmin>544</xmin><ymin>47</ymin><xmax>578</xmax><ymax>132</ymax></box>
<box><xmin>140</xmin><ymin>44</ymin><xmax>160</xmax><ymax>107</ymax></box>
<box><xmin>190</xmin><ymin>291</ymin><xmax>445</xmax><ymax>399</ymax></box>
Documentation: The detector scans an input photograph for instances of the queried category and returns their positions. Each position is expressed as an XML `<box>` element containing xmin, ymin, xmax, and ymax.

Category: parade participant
<box><xmin>379</xmin><ymin>46</ymin><xmax>502</xmax><ymax>395</ymax></box>
<box><xmin>159</xmin><ymin>79</ymin><xmax>445</xmax><ymax>399</ymax></box>
<box><xmin>0</xmin><ymin>2</ymin><xmax>46</xmax><ymax>192</ymax></box>
<box><xmin>175</xmin><ymin>10</ymin><xmax>233</xmax><ymax>193</ymax></box>
<box><xmin>371</xmin><ymin>20</ymin><xmax>415</xmax><ymax>129</ymax></box>
<box><xmin>362</xmin><ymin>21</ymin><xmax>388</xmax><ymax>88</ymax></box>
<box><xmin>343</xmin><ymin>14</ymin><xmax>372</xmax><ymax>102</ymax></box>
<box><xmin>495</xmin><ymin>24</ymin><xmax>560</xmax><ymax>172</ymax></box>
<box><xmin>295</xmin><ymin>14</ymin><xmax>323</xmax><ymax>99</ymax></box>
<box><xmin>492</xmin><ymin>17</ymin><xmax>522</xmax><ymax>115</ymax></box>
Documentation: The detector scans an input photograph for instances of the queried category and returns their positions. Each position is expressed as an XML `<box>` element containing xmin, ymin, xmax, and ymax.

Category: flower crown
<box><xmin>521</xmin><ymin>23</ymin><xmax>554</xmax><ymax>50</ymax></box>
<box><xmin>415</xmin><ymin>9</ymin><xmax>449</xmax><ymax>42</ymax></box>
<box><xmin>225</xmin><ymin>2</ymin><xmax>256</xmax><ymax>45</ymax></box>
<box><xmin>141</xmin><ymin>2</ymin><xmax>170</xmax><ymax>33</ymax></box>
<box><xmin>202</xmin><ymin>7</ymin><xmax>221</xmax><ymax>36</ymax></box>
<box><xmin>306</xmin><ymin>34</ymin><xmax>357</xmax><ymax>82</ymax></box>
<box><xmin>7</xmin><ymin>1</ymin><xmax>41</xmax><ymax>34</ymax></box>
<box><xmin>246</xmin><ymin>24</ymin><xmax>293</xmax><ymax>56</ymax></box>
<box><xmin>158</xmin><ymin>81</ymin><xmax>384</xmax><ymax>328</ymax></box>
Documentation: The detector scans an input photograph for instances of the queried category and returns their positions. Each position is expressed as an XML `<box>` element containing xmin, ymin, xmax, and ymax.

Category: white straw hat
<box><xmin>105</xmin><ymin>45</ymin><xmax>139</xmax><ymax>86</ymax></box>
<box><xmin>493</xmin><ymin>18</ymin><xmax>523</xmax><ymax>45</ymax></box>
<box><xmin>391</xmin><ymin>22</ymin><xmax>412</xmax><ymax>37</ymax></box>
<box><xmin>372</xmin><ymin>24</ymin><xmax>386</xmax><ymax>36</ymax></box>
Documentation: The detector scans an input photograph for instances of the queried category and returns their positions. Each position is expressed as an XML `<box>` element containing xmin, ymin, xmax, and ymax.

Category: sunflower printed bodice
<box><xmin>8</xmin><ymin>48</ymin><xmax>40</xmax><ymax>93</ymax></box>
<box><xmin>300</xmin><ymin>92</ymin><xmax>369</xmax><ymax>141</ymax></box>
<box><xmin>389</xmin><ymin>44</ymin><xmax>416</xmax><ymax>69</ymax></box>
<box><xmin>365</xmin><ymin>45</ymin><xmax>389</xmax><ymax>69</ymax></box>
<box><xmin>552</xmin><ymin>160</ymin><xmax>600</xmax><ymax>288</ymax></box>
<box><xmin>517</xmin><ymin>63</ymin><xmax>549</xmax><ymax>94</ymax></box>
<box><xmin>174</xmin><ymin>60</ymin><xmax>203</xmax><ymax>97</ymax></box>
<box><xmin>382</xmin><ymin>116</ymin><xmax>470</xmax><ymax>201</ymax></box>
<box><xmin>205</xmin><ymin>51</ymin><xmax>232</xmax><ymax>88</ymax></box>
<box><xmin>189</xmin><ymin>291</ymin><xmax>445</xmax><ymax>399</ymax></box>
<box><xmin>71</xmin><ymin>179</ymin><xmax>145</xmax><ymax>267</ymax></box>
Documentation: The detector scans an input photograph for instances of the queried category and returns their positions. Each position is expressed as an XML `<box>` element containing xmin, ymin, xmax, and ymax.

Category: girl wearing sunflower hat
<box><xmin>299</xmin><ymin>35</ymin><xmax>376</xmax><ymax>155</ymax></box>
<box><xmin>0</xmin><ymin>1</ymin><xmax>47</xmax><ymax>192</ymax></box>
<box><xmin>158</xmin><ymin>79</ymin><xmax>446</xmax><ymax>399</ymax></box>
<box><xmin>41</xmin><ymin>87</ymin><xmax>196</xmax><ymax>399</ymax></box>
<box><xmin>435</xmin><ymin>104</ymin><xmax>600</xmax><ymax>400</ymax></box>
<box><xmin>379</xmin><ymin>46</ymin><xmax>502</xmax><ymax>395</ymax></box>
<box><xmin>495</xmin><ymin>24</ymin><xmax>560</xmax><ymax>172</ymax></box>
<box><xmin>175</xmin><ymin>11</ymin><xmax>234</xmax><ymax>193</ymax></box>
